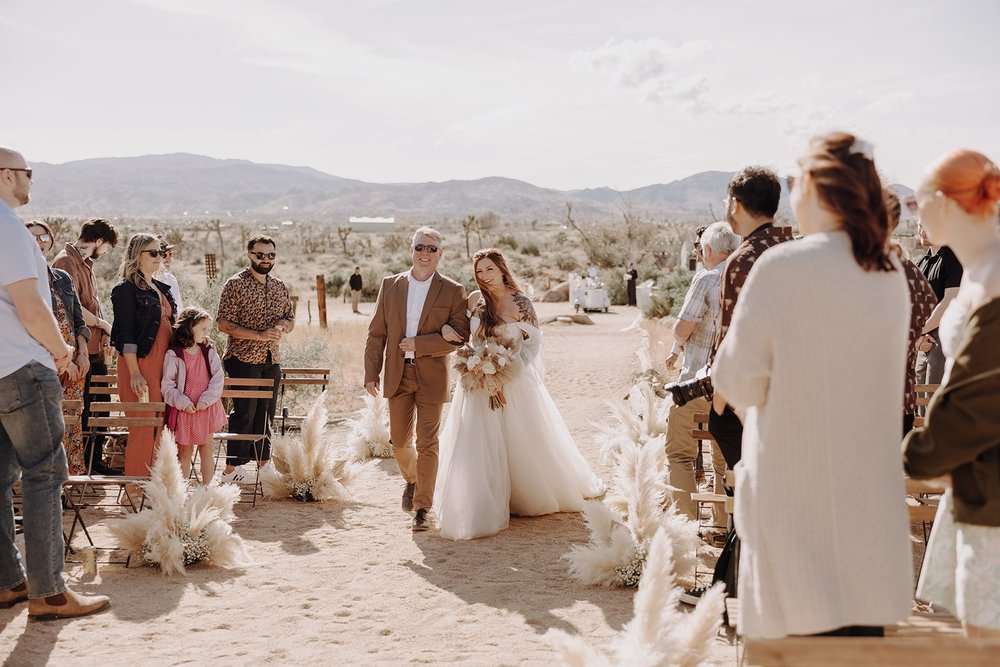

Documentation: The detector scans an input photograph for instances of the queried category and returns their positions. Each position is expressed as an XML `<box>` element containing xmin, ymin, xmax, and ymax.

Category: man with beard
<box><xmin>52</xmin><ymin>218</ymin><xmax>120</xmax><ymax>474</ymax></box>
<box><xmin>0</xmin><ymin>147</ymin><xmax>111</xmax><ymax>618</ymax></box>
<box><xmin>216</xmin><ymin>235</ymin><xmax>295</xmax><ymax>484</ymax></box>
<box><xmin>681</xmin><ymin>166</ymin><xmax>793</xmax><ymax>606</ymax></box>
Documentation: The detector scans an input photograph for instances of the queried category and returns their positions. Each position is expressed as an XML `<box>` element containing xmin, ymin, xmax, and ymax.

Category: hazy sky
<box><xmin>2</xmin><ymin>0</ymin><xmax>998</xmax><ymax>190</ymax></box>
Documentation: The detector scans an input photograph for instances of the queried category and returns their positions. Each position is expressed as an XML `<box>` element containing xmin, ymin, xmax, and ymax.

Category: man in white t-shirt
<box><xmin>0</xmin><ymin>147</ymin><xmax>110</xmax><ymax>620</ymax></box>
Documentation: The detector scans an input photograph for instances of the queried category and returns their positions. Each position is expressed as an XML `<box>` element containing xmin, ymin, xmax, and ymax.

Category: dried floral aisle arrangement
<box><xmin>108</xmin><ymin>430</ymin><xmax>252</xmax><ymax>576</ymax></box>
<box><xmin>565</xmin><ymin>370</ymin><xmax>699</xmax><ymax>589</ymax></box>
<box><xmin>346</xmin><ymin>392</ymin><xmax>393</xmax><ymax>460</ymax></box>
<box><xmin>547</xmin><ymin>527</ymin><xmax>725</xmax><ymax>666</ymax></box>
<box><xmin>261</xmin><ymin>391</ymin><xmax>374</xmax><ymax>502</ymax></box>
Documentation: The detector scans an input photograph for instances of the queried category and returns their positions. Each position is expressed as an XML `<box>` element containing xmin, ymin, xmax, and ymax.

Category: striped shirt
<box><xmin>675</xmin><ymin>264</ymin><xmax>723</xmax><ymax>381</ymax></box>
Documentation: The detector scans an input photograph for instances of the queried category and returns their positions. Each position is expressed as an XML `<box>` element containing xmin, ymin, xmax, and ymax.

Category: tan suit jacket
<box><xmin>364</xmin><ymin>271</ymin><xmax>470</xmax><ymax>403</ymax></box>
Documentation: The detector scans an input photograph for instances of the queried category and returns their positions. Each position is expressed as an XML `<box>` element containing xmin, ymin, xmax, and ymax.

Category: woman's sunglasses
<box><xmin>413</xmin><ymin>244</ymin><xmax>439</xmax><ymax>253</ymax></box>
<box><xmin>142</xmin><ymin>249</ymin><xmax>168</xmax><ymax>258</ymax></box>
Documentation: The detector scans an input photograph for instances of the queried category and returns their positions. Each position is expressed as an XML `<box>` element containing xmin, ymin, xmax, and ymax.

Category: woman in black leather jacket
<box><xmin>110</xmin><ymin>233</ymin><xmax>176</xmax><ymax>476</ymax></box>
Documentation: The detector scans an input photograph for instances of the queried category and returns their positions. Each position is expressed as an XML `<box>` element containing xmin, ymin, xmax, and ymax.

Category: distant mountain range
<box><xmin>20</xmin><ymin>153</ymin><xmax>912</xmax><ymax>223</ymax></box>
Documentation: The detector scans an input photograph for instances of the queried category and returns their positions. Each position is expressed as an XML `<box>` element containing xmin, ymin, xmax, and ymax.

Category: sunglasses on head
<box><xmin>250</xmin><ymin>251</ymin><xmax>277</xmax><ymax>261</ymax></box>
<box><xmin>413</xmin><ymin>243</ymin><xmax>439</xmax><ymax>253</ymax></box>
<box><xmin>142</xmin><ymin>249</ymin><xmax>167</xmax><ymax>258</ymax></box>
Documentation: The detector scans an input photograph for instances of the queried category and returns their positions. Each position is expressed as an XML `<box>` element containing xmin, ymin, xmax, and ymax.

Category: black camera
<box><xmin>665</xmin><ymin>366</ymin><xmax>713</xmax><ymax>408</ymax></box>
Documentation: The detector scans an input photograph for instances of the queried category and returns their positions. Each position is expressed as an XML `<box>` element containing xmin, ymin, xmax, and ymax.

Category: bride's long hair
<box><xmin>473</xmin><ymin>248</ymin><xmax>522</xmax><ymax>338</ymax></box>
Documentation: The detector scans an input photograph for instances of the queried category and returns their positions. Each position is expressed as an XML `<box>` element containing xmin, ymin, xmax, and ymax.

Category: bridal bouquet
<box><xmin>454</xmin><ymin>335</ymin><xmax>520</xmax><ymax>410</ymax></box>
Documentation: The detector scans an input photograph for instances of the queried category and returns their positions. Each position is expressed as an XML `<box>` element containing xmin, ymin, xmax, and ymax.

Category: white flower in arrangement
<box><xmin>497</xmin><ymin>356</ymin><xmax>507</xmax><ymax>367</ymax></box>
<box><xmin>481</xmin><ymin>361</ymin><xmax>497</xmax><ymax>375</ymax></box>
<box><xmin>261</xmin><ymin>391</ymin><xmax>375</xmax><ymax>502</ymax></box>
<box><xmin>346</xmin><ymin>393</ymin><xmax>393</xmax><ymax>460</ymax></box>
<box><xmin>467</xmin><ymin>355</ymin><xmax>482</xmax><ymax>369</ymax></box>
<box><xmin>108</xmin><ymin>430</ymin><xmax>251</xmax><ymax>576</ymax></box>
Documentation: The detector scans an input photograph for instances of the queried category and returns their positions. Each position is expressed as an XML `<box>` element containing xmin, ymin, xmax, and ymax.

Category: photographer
<box><xmin>664</xmin><ymin>222</ymin><xmax>737</xmax><ymax>521</ymax></box>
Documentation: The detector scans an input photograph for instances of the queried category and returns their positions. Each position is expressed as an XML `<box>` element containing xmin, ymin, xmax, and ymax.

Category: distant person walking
<box><xmin>350</xmin><ymin>266</ymin><xmax>363</xmax><ymax>314</ymax></box>
<box><xmin>52</xmin><ymin>217</ymin><xmax>120</xmax><ymax>474</ymax></box>
<box><xmin>216</xmin><ymin>235</ymin><xmax>294</xmax><ymax>484</ymax></box>
<box><xmin>625</xmin><ymin>263</ymin><xmax>638</xmax><ymax>306</ymax></box>
<box><xmin>0</xmin><ymin>146</ymin><xmax>110</xmax><ymax>620</ymax></box>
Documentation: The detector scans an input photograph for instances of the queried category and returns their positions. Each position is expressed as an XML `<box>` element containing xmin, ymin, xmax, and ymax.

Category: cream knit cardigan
<box><xmin>714</xmin><ymin>231</ymin><xmax>913</xmax><ymax>639</ymax></box>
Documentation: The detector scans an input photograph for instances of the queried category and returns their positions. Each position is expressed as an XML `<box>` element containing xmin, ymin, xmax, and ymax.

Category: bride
<box><xmin>434</xmin><ymin>248</ymin><xmax>604</xmax><ymax>540</ymax></box>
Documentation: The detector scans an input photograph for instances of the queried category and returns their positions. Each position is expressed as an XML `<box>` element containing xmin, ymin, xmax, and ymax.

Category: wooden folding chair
<box><xmin>81</xmin><ymin>373</ymin><xmax>127</xmax><ymax>472</ymax></box>
<box><xmin>913</xmin><ymin>383</ymin><xmax>940</xmax><ymax>428</ymax></box>
<box><xmin>211</xmin><ymin>376</ymin><xmax>278</xmax><ymax>506</ymax></box>
<box><xmin>63</xmin><ymin>401</ymin><xmax>165</xmax><ymax>557</ymax></box>
<box><xmin>277</xmin><ymin>367</ymin><xmax>330</xmax><ymax>435</ymax></box>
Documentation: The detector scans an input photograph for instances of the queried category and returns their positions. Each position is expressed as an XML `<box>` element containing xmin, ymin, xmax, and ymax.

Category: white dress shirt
<box><xmin>405</xmin><ymin>271</ymin><xmax>434</xmax><ymax>359</ymax></box>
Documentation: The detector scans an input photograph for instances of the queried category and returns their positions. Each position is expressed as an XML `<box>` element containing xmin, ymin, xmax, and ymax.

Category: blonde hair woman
<box><xmin>110</xmin><ymin>233</ymin><xmax>177</xmax><ymax>476</ymax></box>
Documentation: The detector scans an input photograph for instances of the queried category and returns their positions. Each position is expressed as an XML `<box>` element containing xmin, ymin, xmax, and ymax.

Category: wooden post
<box><xmin>307</xmin><ymin>300</ymin><xmax>312</xmax><ymax>325</ymax></box>
<box><xmin>316</xmin><ymin>275</ymin><xmax>327</xmax><ymax>329</ymax></box>
<box><xmin>204</xmin><ymin>253</ymin><xmax>217</xmax><ymax>283</ymax></box>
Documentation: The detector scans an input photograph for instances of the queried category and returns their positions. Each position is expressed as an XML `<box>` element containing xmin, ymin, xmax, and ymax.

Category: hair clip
<box><xmin>849</xmin><ymin>138</ymin><xmax>874</xmax><ymax>161</ymax></box>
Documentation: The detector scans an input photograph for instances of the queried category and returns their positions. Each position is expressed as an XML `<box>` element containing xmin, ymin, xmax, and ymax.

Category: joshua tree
<box><xmin>337</xmin><ymin>225</ymin><xmax>353</xmax><ymax>256</ymax></box>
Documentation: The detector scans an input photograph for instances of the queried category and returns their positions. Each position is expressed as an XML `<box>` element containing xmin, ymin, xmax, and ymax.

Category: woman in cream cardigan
<box><xmin>713</xmin><ymin>131</ymin><xmax>913</xmax><ymax>638</ymax></box>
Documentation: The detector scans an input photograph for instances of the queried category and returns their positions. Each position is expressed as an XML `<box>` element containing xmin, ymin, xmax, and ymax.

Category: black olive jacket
<box><xmin>110</xmin><ymin>278</ymin><xmax>177</xmax><ymax>358</ymax></box>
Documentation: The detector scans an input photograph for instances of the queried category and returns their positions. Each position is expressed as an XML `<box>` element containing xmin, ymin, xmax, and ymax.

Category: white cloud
<box><xmin>571</xmin><ymin>38</ymin><xmax>713</xmax><ymax>110</ymax></box>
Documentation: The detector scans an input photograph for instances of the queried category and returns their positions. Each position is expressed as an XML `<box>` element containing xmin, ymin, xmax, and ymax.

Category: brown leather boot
<box><xmin>0</xmin><ymin>582</ymin><xmax>28</xmax><ymax>608</ymax></box>
<box><xmin>27</xmin><ymin>587</ymin><xmax>110</xmax><ymax>620</ymax></box>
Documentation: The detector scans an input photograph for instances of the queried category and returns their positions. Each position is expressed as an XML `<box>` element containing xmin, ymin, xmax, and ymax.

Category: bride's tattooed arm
<box><xmin>512</xmin><ymin>292</ymin><xmax>538</xmax><ymax>327</ymax></box>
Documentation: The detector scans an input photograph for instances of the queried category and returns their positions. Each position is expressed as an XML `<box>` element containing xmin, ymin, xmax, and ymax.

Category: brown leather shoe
<box><xmin>0</xmin><ymin>582</ymin><xmax>28</xmax><ymax>608</ymax></box>
<box><xmin>411</xmin><ymin>508</ymin><xmax>429</xmax><ymax>531</ymax></box>
<box><xmin>27</xmin><ymin>587</ymin><xmax>110</xmax><ymax>621</ymax></box>
<box><xmin>401</xmin><ymin>482</ymin><xmax>416</xmax><ymax>513</ymax></box>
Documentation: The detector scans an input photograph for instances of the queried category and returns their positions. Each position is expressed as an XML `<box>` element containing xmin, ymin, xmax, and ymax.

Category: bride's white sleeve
<box><xmin>515</xmin><ymin>322</ymin><xmax>545</xmax><ymax>383</ymax></box>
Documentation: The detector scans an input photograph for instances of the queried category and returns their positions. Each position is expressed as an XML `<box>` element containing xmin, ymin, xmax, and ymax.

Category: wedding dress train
<box><xmin>434</xmin><ymin>318</ymin><xmax>604</xmax><ymax>540</ymax></box>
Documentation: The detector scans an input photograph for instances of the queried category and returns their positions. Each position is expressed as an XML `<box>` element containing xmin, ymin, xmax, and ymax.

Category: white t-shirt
<box><xmin>159</xmin><ymin>270</ymin><xmax>183</xmax><ymax>313</ymax></box>
<box><xmin>0</xmin><ymin>201</ymin><xmax>56</xmax><ymax>377</ymax></box>
<box><xmin>404</xmin><ymin>271</ymin><xmax>434</xmax><ymax>360</ymax></box>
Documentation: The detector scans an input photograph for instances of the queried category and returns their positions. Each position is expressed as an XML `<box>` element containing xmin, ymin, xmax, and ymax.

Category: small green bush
<box><xmin>496</xmin><ymin>234</ymin><xmax>518</xmax><ymax>251</ymax></box>
<box><xmin>521</xmin><ymin>242</ymin><xmax>541</xmax><ymax>256</ymax></box>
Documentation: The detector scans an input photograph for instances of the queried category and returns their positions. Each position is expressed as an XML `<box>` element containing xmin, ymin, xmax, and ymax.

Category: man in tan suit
<box><xmin>364</xmin><ymin>227</ymin><xmax>471</xmax><ymax>531</ymax></box>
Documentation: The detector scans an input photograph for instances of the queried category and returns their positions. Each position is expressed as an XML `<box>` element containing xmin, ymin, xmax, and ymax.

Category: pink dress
<box><xmin>173</xmin><ymin>348</ymin><xmax>228</xmax><ymax>446</ymax></box>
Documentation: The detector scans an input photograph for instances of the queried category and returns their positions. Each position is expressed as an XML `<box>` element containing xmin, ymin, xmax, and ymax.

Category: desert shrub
<box><xmin>521</xmin><ymin>242</ymin><xmax>541</xmax><ymax>257</ymax></box>
<box><xmin>496</xmin><ymin>234</ymin><xmax>518</xmax><ymax>251</ymax></box>
<box><xmin>555</xmin><ymin>231</ymin><xmax>568</xmax><ymax>245</ymax></box>
<box><xmin>642</xmin><ymin>268</ymin><xmax>694</xmax><ymax>318</ymax></box>
<box><xmin>606</xmin><ymin>273</ymin><xmax>627</xmax><ymax>306</ymax></box>
<box><xmin>555</xmin><ymin>253</ymin><xmax>578</xmax><ymax>271</ymax></box>
<box><xmin>325</xmin><ymin>273</ymin><xmax>347</xmax><ymax>297</ymax></box>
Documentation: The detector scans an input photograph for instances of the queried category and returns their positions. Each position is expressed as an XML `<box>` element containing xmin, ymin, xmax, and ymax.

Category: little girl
<box><xmin>161</xmin><ymin>306</ymin><xmax>228</xmax><ymax>484</ymax></box>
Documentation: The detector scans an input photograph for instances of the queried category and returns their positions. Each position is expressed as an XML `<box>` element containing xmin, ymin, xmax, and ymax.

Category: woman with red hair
<box><xmin>903</xmin><ymin>149</ymin><xmax>1000</xmax><ymax>637</ymax></box>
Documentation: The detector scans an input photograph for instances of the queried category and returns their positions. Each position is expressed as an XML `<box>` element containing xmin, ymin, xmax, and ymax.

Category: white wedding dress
<box><xmin>434</xmin><ymin>316</ymin><xmax>604</xmax><ymax>540</ymax></box>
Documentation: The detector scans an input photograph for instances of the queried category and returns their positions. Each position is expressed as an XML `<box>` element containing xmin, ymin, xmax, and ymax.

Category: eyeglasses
<box><xmin>142</xmin><ymin>249</ymin><xmax>167</xmax><ymax>258</ymax></box>
<box><xmin>2</xmin><ymin>167</ymin><xmax>32</xmax><ymax>180</ymax></box>
<box><xmin>413</xmin><ymin>244</ymin><xmax>439</xmax><ymax>253</ymax></box>
<box><xmin>250</xmin><ymin>251</ymin><xmax>277</xmax><ymax>261</ymax></box>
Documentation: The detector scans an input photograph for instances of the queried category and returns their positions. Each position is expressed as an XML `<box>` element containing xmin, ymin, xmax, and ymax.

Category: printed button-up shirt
<box><xmin>902</xmin><ymin>257</ymin><xmax>938</xmax><ymax>414</ymax></box>
<box><xmin>675</xmin><ymin>264</ymin><xmax>723</xmax><ymax>381</ymax></box>
<box><xmin>216</xmin><ymin>268</ymin><xmax>294</xmax><ymax>364</ymax></box>
<box><xmin>713</xmin><ymin>223</ymin><xmax>795</xmax><ymax>357</ymax></box>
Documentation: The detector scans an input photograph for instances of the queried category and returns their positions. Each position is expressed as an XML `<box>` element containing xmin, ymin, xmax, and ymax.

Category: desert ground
<box><xmin>1</xmin><ymin>300</ymin><xmax>745</xmax><ymax>666</ymax></box>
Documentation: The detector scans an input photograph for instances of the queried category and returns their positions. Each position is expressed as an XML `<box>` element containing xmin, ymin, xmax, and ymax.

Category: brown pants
<box><xmin>351</xmin><ymin>289</ymin><xmax>361</xmax><ymax>312</ymax></box>
<box><xmin>388</xmin><ymin>364</ymin><xmax>444</xmax><ymax>511</ymax></box>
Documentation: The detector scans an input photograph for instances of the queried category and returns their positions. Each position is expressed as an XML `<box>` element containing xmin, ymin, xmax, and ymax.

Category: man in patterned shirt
<box><xmin>682</xmin><ymin>166</ymin><xmax>793</xmax><ymax>607</ymax></box>
<box><xmin>709</xmin><ymin>167</ymin><xmax>794</xmax><ymax>468</ymax></box>
<box><xmin>664</xmin><ymin>221</ymin><xmax>739</xmax><ymax>521</ymax></box>
<box><xmin>216</xmin><ymin>235</ymin><xmax>295</xmax><ymax>483</ymax></box>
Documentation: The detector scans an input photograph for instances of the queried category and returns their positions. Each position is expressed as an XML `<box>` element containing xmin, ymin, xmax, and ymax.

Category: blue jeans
<box><xmin>0</xmin><ymin>361</ymin><xmax>68</xmax><ymax>599</ymax></box>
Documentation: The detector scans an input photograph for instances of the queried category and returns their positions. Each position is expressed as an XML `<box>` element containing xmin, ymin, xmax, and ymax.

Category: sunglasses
<box><xmin>142</xmin><ymin>249</ymin><xmax>167</xmax><ymax>258</ymax></box>
<box><xmin>250</xmin><ymin>251</ymin><xmax>277</xmax><ymax>261</ymax></box>
<box><xmin>3</xmin><ymin>167</ymin><xmax>32</xmax><ymax>180</ymax></box>
<box><xmin>32</xmin><ymin>232</ymin><xmax>52</xmax><ymax>243</ymax></box>
<box><xmin>413</xmin><ymin>244</ymin><xmax>439</xmax><ymax>253</ymax></box>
